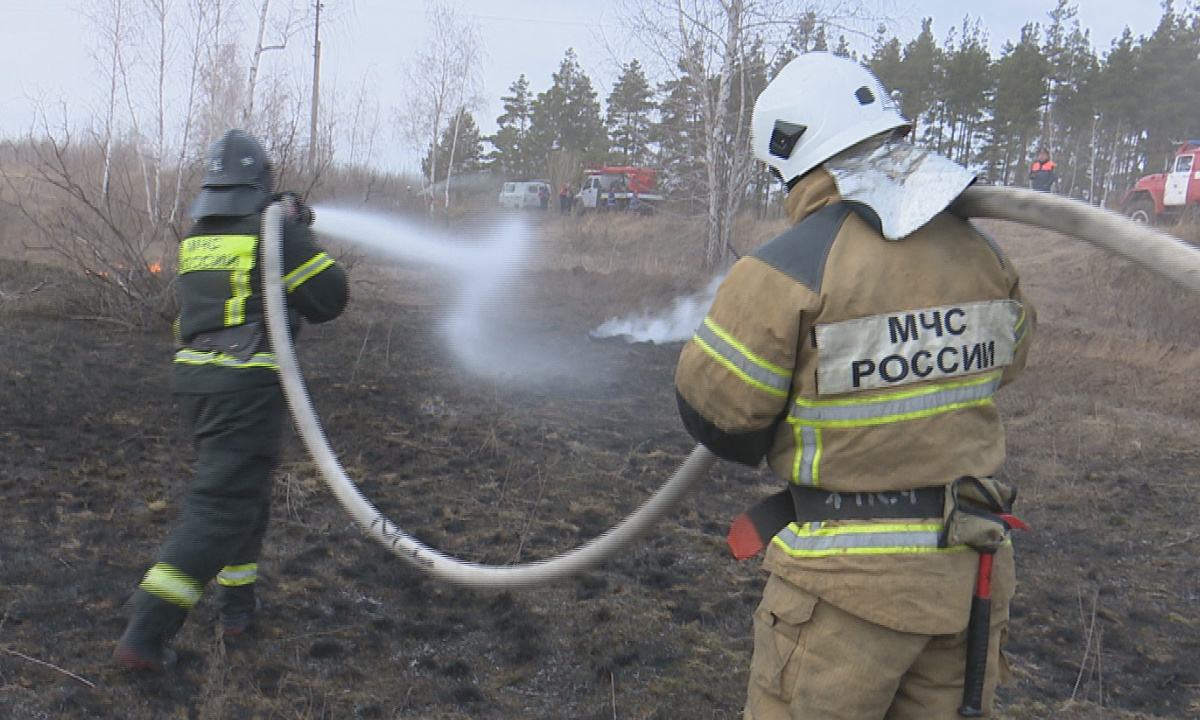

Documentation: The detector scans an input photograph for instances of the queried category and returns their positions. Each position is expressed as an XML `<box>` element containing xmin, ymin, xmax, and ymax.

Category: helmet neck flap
<box><xmin>824</xmin><ymin>136</ymin><xmax>976</xmax><ymax>240</ymax></box>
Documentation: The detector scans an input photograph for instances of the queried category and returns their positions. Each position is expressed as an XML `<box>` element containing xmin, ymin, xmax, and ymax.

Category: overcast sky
<box><xmin>0</xmin><ymin>0</ymin><xmax>1172</xmax><ymax>174</ymax></box>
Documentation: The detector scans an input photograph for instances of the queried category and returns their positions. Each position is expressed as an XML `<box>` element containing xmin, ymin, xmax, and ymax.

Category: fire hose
<box><xmin>261</xmin><ymin>187</ymin><xmax>1200</xmax><ymax>591</ymax></box>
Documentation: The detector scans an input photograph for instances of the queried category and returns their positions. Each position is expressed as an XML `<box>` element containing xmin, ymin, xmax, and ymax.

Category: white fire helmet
<box><xmin>752</xmin><ymin>52</ymin><xmax>912</xmax><ymax>185</ymax></box>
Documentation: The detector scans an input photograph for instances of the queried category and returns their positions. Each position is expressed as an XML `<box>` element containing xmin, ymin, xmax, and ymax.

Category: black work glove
<box><xmin>275</xmin><ymin>191</ymin><xmax>315</xmax><ymax>226</ymax></box>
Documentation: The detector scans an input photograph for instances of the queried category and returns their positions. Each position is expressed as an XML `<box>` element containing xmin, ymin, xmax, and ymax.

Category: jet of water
<box><xmin>311</xmin><ymin>207</ymin><xmax>590</xmax><ymax>386</ymax></box>
<box><xmin>312</xmin><ymin>207</ymin><xmax>515</xmax><ymax>271</ymax></box>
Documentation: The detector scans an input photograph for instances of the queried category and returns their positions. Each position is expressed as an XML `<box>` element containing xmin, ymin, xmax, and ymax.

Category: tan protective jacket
<box><xmin>675</xmin><ymin>169</ymin><xmax>1034</xmax><ymax>634</ymax></box>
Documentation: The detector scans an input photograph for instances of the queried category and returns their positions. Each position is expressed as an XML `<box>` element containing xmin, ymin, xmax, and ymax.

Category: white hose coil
<box><xmin>262</xmin><ymin>187</ymin><xmax>1200</xmax><ymax>589</ymax></box>
<box><xmin>953</xmin><ymin>185</ymin><xmax>1200</xmax><ymax>294</ymax></box>
<box><xmin>261</xmin><ymin>203</ymin><xmax>717</xmax><ymax>588</ymax></box>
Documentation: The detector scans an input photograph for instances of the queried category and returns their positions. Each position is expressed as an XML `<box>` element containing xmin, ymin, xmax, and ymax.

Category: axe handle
<box><xmin>959</xmin><ymin>552</ymin><xmax>994</xmax><ymax>717</ymax></box>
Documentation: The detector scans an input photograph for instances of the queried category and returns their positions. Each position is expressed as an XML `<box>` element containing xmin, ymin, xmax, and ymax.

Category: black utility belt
<box><xmin>727</xmin><ymin>484</ymin><xmax>945</xmax><ymax>560</ymax></box>
<box><xmin>186</xmin><ymin>322</ymin><xmax>265</xmax><ymax>361</ymax></box>
<box><xmin>749</xmin><ymin>485</ymin><xmax>944</xmax><ymax>535</ymax></box>
<box><xmin>790</xmin><ymin>485</ymin><xmax>945</xmax><ymax>522</ymax></box>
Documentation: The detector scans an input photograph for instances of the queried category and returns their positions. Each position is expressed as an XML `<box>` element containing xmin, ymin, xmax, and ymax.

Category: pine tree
<box><xmin>606</xmin><ymin>59</ymin><xmax>656</xmax><ymax>165</ymax></box>
<box><xmin>988</xmin><ymin>24</ymin><xmax>1049</xmax><ymax>184</ymax></box>
<box><xmin>939</xmin><ymin>18</ymin><xmax>993</xmax><ymax>165</ymax></box>
<box><xmin>651</xmin><ymin>49</ymin><xmax>707</xmax><ymax>204</ymax></box>
<box><xmin>528</xmin><ymin>49</ymin><xmax>608</xmax><ymax>167</ymax></box>
<box><xmin>487</xmin><ymin>75</ymin><xmax>538</xmax><ymax>179</ymax></box>
<box><xmin>1131</xmin><ymin>5</ymin><xmax>1200</xmax><ymax>164</ymax></box>
<box><xmin>867</xmin><ymin>26</ymin><xmax>905</xmax><ymax>96</ymax></box>
<box><xmin>421</xmin><ymin>108</ymin><xmax>483</xmax><ymax>184</ymax></box>
<box><xmin>1093</xmin><ymin>29</ymin><xmax>1141</xmax><ymax>199</ymax></box>
<box><xmin>897</xmin><ymin>19</ymin><xmax>943</xmax><ymax>140</ymax></box>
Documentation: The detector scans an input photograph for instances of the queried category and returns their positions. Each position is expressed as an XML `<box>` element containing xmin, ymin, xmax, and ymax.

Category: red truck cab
<box><xmin>1121</xmin><ymin>141</ymin><xmax>1200</xmax><ymax>223</ymax></box>
<box><xmin>576</xmin><ymin>165</ymin><xmax>663</xmax><ymax>213</ymax></box>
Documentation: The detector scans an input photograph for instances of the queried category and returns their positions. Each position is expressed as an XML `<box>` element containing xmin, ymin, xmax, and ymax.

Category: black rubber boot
<box><xmin>112</xmin><ymin>590</ymin><xmax>187</xmax><ymax>673</ymax></box>
<box><xmin>217</xmin><ymin>585</ymin><xmax>261</xmax><ymax>636</ymax></box>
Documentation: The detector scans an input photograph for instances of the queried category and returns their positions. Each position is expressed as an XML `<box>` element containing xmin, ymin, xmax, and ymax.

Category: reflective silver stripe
<box><xmin>217</xmin><ymin>563</ymin><xmax>258</xmax><ymax>587</ymax></box>
<box><xmin>284</xmin><ymin>252</ymin><xmax>334</xmax><ymax>292</ymax></box>
<box><xmin>141</xmin><ymin>563</ymin><xmax>203</xmax><ymax>608</ymax></box>
<box><xmin>774</xmin><ymin>523</ymin><xmax>948</xmax><ymax>557</ymax></box>
<box><xmin>792</xmin><ymin>374</ymin><xmax>1001</xmax><ymax>426</ymax></box>
<box><xmin>174</xmin><ymin>348</ymin><xmax>279</xmax><ymax>369</ymax></box>
<box><xmin>797</xmin><ymin>425</ymin><xmax>819</xmax><ymax>486</ymax></box>
<box><xmin>694</xmin><ymin>320</ymin><xmax>791</xmax><ymax>395</ymax></box>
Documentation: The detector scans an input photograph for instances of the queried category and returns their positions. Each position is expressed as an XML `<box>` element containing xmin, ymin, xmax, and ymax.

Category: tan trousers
<box><xmin>745</xmin><ymin>574</ymin><xmax>1008</xmax><ymax>720</ymax></box>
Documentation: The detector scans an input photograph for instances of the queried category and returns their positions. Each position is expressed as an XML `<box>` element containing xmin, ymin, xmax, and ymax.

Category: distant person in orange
<box><xmin>1029</xmin><ymin>148</ymin><xmax>1057</xmax><ymax>192</ymax></box>
<box><xmin>559</xmin><ymin>183</ymin><xmax>573</xmax><ymax>214</ymax></box>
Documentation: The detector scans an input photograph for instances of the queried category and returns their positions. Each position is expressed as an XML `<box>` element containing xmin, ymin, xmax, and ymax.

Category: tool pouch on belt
<box><xmin>940</xmin><ymin>476</ymin><xmax>1018</xmax><ymax>551</ymax></box>
<box><xmin>188</xmin><ymin>321</ymin><xmax>265</xmax><ymax>361</ymax></box>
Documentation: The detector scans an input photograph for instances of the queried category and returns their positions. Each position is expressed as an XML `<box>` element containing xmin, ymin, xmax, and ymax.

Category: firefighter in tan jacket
<box><xmin>675</xmin><ymin>52</ymin><xmax>1035</xmax><ymax>719</ymax></box>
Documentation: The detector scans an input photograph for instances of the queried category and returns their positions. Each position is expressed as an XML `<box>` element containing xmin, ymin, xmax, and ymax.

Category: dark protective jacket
<box><xmin>674</xmin><ymin>169</ymin><xmax>1035</xmax><ymax>634</ymax></box>
<box><xmin>171</xmin><ymin>212</ymin><xmax>348</xmax><ymax>394</ymax></box>
<box><xmin>1029</xmin><ymin>160</ymin><xmax>1057</xmax><ymax>192</ymax></box>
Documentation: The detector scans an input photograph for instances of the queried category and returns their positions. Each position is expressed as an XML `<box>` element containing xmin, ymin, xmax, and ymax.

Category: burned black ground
<box><xmin>2</xmin><ymin>217</ymin><xmax>1200</xmax><ymax>719</ymax></box>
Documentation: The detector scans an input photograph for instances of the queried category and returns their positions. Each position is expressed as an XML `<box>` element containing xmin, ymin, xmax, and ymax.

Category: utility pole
<box><xmin>1089</xmin><ymin>113</ymin><xmax>1101</xmax><ymax>206</ymax></box>
<box><xmin>309</xmin><ymin>1</ymin><xmax>322</xmax><ymax>171</ymax></box>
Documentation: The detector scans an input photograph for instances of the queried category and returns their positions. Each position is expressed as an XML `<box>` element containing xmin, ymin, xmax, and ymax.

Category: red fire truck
<box><xmin>1121</xmin><ymin>141</ymin><xmax>1200</xmax><ymax>224</ymax></box>
<box><xmin>575</xmin><ymin>165</ymin><xmax>663</xmax><ymax>213</ymax></box>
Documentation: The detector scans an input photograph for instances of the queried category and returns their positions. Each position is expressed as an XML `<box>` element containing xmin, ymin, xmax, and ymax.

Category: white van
<box><xmin>498</xmin><ymin>181</ymin><xmax>551</xmax><ymax>210</ymax></box>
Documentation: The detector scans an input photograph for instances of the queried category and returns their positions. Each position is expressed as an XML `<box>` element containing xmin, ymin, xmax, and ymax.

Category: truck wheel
<box><xmin>1125</xmin><ymin>198</ymin><xmax>1156</xmax><ymax>225</ymax></box>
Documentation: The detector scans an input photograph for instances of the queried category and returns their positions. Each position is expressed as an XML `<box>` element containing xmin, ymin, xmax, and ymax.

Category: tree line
<box><xmin>430</xmin><ymin>0</ymin><xmax>1200</xmax><ymax>218</ymax></box>
<box><xmin>5</xmin><ymin>0</ymin><xmax>1199</xmax><ymax>310</ymax></box>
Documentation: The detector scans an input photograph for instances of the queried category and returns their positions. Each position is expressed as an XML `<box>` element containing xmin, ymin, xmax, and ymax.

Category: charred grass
<box><xmin>1</xmin><ymin>211</ymin><xmax>1199</xmax><ymax>718</ymax></box>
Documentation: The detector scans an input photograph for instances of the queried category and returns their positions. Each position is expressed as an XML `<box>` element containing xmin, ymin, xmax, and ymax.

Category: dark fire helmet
<box><xmin>188</xmin><ymin>129</ymin><xmax>275</xmax><ymax>219</ymax></box>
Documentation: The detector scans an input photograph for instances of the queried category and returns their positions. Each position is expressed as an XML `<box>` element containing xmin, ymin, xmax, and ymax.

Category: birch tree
<box><xmin>620</xmin><ymin>0</ymin><xmax>872</xmax><ymax>265</ymax></box>
<box><xmin>399</xmin><ymin>1</ymin><xmax>485</xmax><ymax>214</ymax></box>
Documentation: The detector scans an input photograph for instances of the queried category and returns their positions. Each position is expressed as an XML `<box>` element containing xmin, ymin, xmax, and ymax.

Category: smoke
<box><xmin>312</xmin><ymin>207</ymin><xmax>600</xmax><ymax>387</ymax></box>
<box><xmin>590</xmin><ymin>275</ymin><xmax>725</xmax><ymax>344</ymax></box>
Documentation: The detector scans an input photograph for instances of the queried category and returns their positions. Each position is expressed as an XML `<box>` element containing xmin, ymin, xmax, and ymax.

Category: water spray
<box><xmin>265</xmin><ymin>203</ymin><xmax>716</xmax><ymax>587</ymax></box>
<box><xmin>264</xmin><ymin>188</ymin><xmax>1200</xmax><ymax>589</ymax></box>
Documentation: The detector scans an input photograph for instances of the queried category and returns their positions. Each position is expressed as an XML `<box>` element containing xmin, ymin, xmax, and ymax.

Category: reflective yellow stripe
<box><xmin>217</xmin><ymin>563</ymin><xmax>258</xmax><ymax>587</ymax></box>
<box><xmin>178</xmin><ymin>235</ymin><xmax>257</xmax><ymax>274</ymax></box>
<box><xmin>694</xmin><ymin>317</ymin><xmax>791</xmax><ymax>397</ymax></box>
<box><xmin>787</xmin><ymin>373</ymin><xmax>1001</xmax><ymax>485</ymax></box>
<box><xmin>174</xmin><ymin>348</ymin><xmax>278</xmax><ymax>370</ymax></box>
<box><xmin>284</xmin><ymin>252</ymin><xmax>334</xmax><ymax>293</ymax></box>
<box><xmin>790</xmin><ymin>424</ymin><xmax>823</xmax><ymax>486</ymax></box>
<box><xmin>792</xmin><ymin>372</ymin><xmax>1001</xmax><ymax>428</ymax></box>
<box><xmin>226</xmin><ymin>267</ymin><xmax>252</xmax><ymax>326</ymax></box>
<box><xmin>140</xmin><ymin>563</ymin><xmax>203</xmax><ymax>608</ymax></box>
<box><xmin>177</xmin><ymin>234</ymin><xmax>259</xmax><ymax>327</ymax></box>
<box><xmin>772</xmin><ymin>521</ymin><xmax>969</xmax><ymax>557</ymax></box>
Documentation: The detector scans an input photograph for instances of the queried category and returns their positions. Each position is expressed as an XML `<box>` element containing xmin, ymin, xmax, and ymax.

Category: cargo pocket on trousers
<box><xmin>751</xmin><ymin>575</ymin><xmax>819</xmax><ymax>702</ymax></box>
<box><xmin>997</xmin><ymin>624</ymin><xmax>1012</xmax><ymax>684</ymax></box>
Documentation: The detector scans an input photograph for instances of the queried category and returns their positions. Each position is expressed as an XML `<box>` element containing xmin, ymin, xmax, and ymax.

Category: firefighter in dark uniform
<box><xmin>113</xmin><ymin>129</ymin><xmax>349</xmax><ymax>672</ymax></box>
<box><xmin>675</xmin><ymin>53</ymin><xmax>1034</xmax><ymax>718</ymax></box>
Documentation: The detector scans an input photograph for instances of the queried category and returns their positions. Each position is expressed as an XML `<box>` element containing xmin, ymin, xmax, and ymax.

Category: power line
<box><xmin>472</xmin><ymin>13</ymin><xmax>614</xmax><ymax>30</ymax></box>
